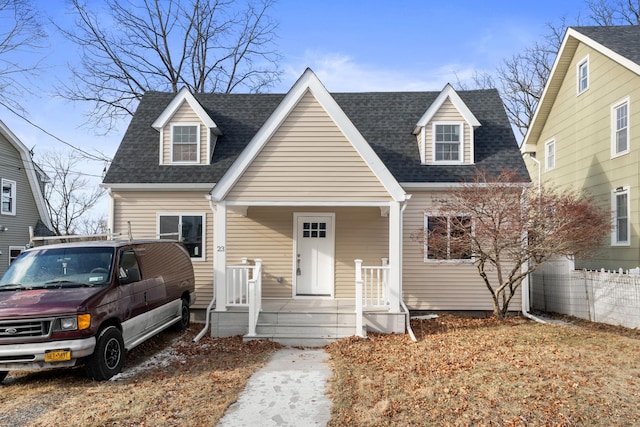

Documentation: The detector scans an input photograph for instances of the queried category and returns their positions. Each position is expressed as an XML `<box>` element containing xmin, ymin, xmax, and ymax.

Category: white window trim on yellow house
<box><xmin>544</xmin><ymin>138</ymin><xmax>555</xmax><ymax>171</ymax></box>
<box><xmin>611</xmin><ymin>186</ymin><xmax>631</xmax><ymax>246</ymax></box>
<box><xmin>611</xmin><ymin>96</ymin><xmax>630</xmax><ymax>158</ymax></box>
<box><xmin>577</xmin><ymin>55</ymin><xmax>589</xmax><ymax>95</ymax></box>
<box><xmin>153</xmin><ymin>88</ymin><xmax>222</xmax><ymax>165</ymax></box>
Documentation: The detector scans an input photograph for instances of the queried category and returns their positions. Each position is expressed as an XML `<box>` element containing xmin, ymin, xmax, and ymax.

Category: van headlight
<box><xmin>54</xmin><ymin>314</ymin><xmax>91</xmax><ymax>331</ymax></box>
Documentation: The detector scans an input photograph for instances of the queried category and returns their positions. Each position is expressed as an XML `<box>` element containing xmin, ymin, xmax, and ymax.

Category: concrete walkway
<box><xmin>216</xmin><ymin>348</ymin><xmax>332</xmax><ymax>426</ymax></box>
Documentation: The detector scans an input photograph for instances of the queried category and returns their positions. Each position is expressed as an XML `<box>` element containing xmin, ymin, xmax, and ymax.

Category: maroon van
<box><xmin>0</xmin><ymin>239</ymin><xmax>195</xmax><ymax>381</ymax></box>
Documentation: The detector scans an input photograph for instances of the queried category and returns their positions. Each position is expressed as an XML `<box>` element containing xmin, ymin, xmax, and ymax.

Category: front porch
<box><xmin>206</xmin><ymin>259</ymin><xmax>407</xmax><ymax>346</ymax></box>
<box><xmin>209</xmin><ymin>298</ymin><xmax>406</xmax><ymax>347</ymax></box>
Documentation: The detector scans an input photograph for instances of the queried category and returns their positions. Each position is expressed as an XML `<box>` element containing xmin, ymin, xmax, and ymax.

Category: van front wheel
<box><xmin>0</xmin><ymin>371</ymin><xmax>7</xmax><ymax>383</ymax></box>
<box><xmin>87</xmin><ymin>326</ymin><xmax>125</xmax><ymax>380</ymax></box>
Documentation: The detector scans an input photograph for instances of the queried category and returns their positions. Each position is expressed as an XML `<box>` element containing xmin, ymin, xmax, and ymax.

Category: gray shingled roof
<box><xmin>103</xmin><ymin>89</ymin><xmax>528</xmax><ymax>186</ymax></box>
<box><xmin>573</xmin><ymin>25</ymin><xmax>640</xmax><ymax>65</ymax></box>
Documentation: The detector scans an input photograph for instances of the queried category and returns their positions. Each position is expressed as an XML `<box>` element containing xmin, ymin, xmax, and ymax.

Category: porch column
<box><xmin>388</xmin><ymin>201</ymin><xmax>401</xmax><ymax>313</ymax></box>
<box><xmin>214</xmin><ymin>201</ymin><xmax>227</xmax><ymax>311</ymax></box>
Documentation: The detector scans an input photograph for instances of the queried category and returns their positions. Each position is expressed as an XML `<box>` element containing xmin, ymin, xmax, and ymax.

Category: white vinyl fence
<box><xmin>530</xmin><ymin>259</ymin><xmax>640</xmax><ymax>329</ymax></box>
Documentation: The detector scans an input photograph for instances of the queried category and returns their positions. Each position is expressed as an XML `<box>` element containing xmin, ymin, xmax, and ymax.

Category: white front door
<box><xmin>294</xmin><ymin>213</ymin><xmax>335</xmax><ymax>296</ymax></box>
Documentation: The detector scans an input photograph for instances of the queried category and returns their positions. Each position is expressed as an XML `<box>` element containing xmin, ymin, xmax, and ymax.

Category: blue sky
<box><xmin>3</xmin><ymin>0</ymin><xmax>588</xmax><ymax>207</ymax></box>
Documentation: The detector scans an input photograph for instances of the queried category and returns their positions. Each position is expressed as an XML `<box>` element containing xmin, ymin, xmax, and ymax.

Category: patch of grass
<box><xmin>325</xmin><ymin>314</ymin><xmax>640</xmax><ymax>426</ymax></box>
<box><xmin>0</xmin><ymin>326</ymin><xmax>281</xmax><ymax>427</ymax></box>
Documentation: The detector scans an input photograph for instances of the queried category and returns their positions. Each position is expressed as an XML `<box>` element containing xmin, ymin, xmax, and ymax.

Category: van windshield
<box><xmin>0</xmin><ymin>247</ymin><xmax>115</xmax><ymax>289</ymax></box>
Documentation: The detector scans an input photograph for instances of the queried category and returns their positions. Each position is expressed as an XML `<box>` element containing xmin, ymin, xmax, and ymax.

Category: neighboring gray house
<box><xmin>0</xmin><ymin>119</ymin><xmax>52</xmax><ymax>276</ymax></box>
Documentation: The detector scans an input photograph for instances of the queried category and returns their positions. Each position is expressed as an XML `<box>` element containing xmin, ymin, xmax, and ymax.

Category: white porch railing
<box><xmin>226</xmin><ymin>258</ymin><xmax>262</xmax><ymax>307</ymax></box>
<box><xmin>355</xmin><ymin>259</ymin><xmax>390</xmax><ymax>338</ymax></box>
<box><xmin>225</xmin><ymin>258</ymin><xmax>263</xmax><ymax>337</ymax></box>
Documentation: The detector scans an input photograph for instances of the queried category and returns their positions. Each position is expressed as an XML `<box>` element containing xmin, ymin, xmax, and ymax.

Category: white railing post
<box><xmin>247</xmin><ymin>278</ymin><xmax>257</xmax><ymax>337</ymax></box>
<box><xmin>254</xmin><ymin>259</ymin><xmax>263</xmax><ymax>313</ymax></box>
<box><xmin>355</xmin><ymin>259</ymin><xmax>364</xmax><ymax>338</ymax></box>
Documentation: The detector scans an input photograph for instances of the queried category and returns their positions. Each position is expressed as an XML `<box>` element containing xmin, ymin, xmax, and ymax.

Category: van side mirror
<box><xmin>120</xmin><ymin>268</ymin><xmax>141</xmax><ymax>284</ymax></box>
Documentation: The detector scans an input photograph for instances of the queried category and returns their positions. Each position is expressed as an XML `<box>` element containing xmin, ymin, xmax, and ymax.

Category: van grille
<box><xmin>0</xmin><ymin>319</ymin><xmax>52</xmax><ymax>340</ymax></box>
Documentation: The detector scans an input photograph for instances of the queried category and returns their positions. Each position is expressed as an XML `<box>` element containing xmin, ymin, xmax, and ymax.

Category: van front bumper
<box><xmin>0</xmin><ymin>337</ymin><xmax>96</xmax><ymax>371</ymax></box>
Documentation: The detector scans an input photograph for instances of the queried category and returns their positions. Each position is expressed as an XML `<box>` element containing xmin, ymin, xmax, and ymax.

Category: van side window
<box><xmin>119</xmin><ymin>250</ymin><xmax>140</xmax><ymax>283</ymax></box>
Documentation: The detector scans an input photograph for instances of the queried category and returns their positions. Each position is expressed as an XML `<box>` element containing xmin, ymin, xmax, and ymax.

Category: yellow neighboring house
<box><xmin>102</xmin><ymin>68</ymin><xmax>528</xmax><ymax>344</ymax></box>
<box><xmin>523</xmin><ymin>26</ymin><xmax>640</xmax><ymax>271</ymax></box>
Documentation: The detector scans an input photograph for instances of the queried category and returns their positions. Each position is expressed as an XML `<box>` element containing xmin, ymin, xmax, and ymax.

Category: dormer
<box><xmin>412</xmin><ymin>84</ymin><xmax>481</xmax><ymax>165</ymax></box>
<box><xmin>152</xmin><ymin>87</ymin><xmax>222</xmax><ymax>165</ymax></box>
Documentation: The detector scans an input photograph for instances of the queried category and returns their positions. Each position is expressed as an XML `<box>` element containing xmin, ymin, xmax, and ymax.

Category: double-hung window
<box><xmin>434</xmin><ymin>123</ymin><xmax>462</xmax><ymax>162</ymax></box>
<box><xmin>577</xmin><ymin>56</ymin><xmax>589</xmax><ymax>94</ymax></box>
<box><xmin>612</xmin><ymin>98</ymin><xmax>629</xmax><ymax>157</ymax></box>
<box><xmin>612</xmin><ymin>187</ymin><xmax>630</xmax><ymax>246</ymax></box>
<box><xmin>425</xmin><ymin>215</ymin><xmax>472</xmax><ymax>261</ymax></box>
<box><xmin>545</xmin><ymin>139</ymin><xmax>555</xmax><ymax>171</ymax></box>
<box><xmin>1</xmin><ymin>179</ymin><xmax>16</xmax><ymax>215</ymax></box>
<box><xmin>158</xmin><ymin>213</ymin><xmax>205</xmax><ymax>259</ymax></box>
<box><xmin>171</xmin><ymin>124</ymin><xmax>199</xmax><ymax>163</ymax></box>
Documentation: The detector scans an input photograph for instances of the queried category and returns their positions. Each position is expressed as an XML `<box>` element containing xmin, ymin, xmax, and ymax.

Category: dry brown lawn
<box><xmin>0</xmin><ymin>327</ymin><xmax>281</xmax><ymax>426</ymax></box>
<box><xmin>1</xmin><ymin>314</ymin><xmax>639</xmax><ymax>426</ymax></box>
<box><xmin>326</xmin><ymin>314</ymin><xmax>640</xmax><ymax>426</ymax></box>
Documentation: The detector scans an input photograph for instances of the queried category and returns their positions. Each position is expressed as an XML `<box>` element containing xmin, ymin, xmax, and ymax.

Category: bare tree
<box><xmin>39</xmin><ymin>151</ymin><xmax>106</xmax><ymax>236</ymax></box>
<box><xmin>56</xmin><ymin>0</ymin><xmax>281</xmax><ymax>132</ymax></box>
<box><xmin>458</xmin><ymin>1</ymin><xmax>638</xmax><ymax>140</ymax></box>
<box><xmin>411</xmin><ymin>169</ymin><xmax>611</xmax><ymax>319</ymax></box>
<box><xmin>587</xmin><ymin>0</ymin><xmax>640</xmax><ymax>24</ymax></box>
<box><xmin>0</xmin><ymin>0</ymin><xmax>46</xmax><ymax>112</ymax></box>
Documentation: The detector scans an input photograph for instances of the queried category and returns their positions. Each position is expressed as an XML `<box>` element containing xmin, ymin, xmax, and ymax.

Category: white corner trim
<box><xmin>414</xmin><ymin>84</ymin><xmax>481</xmax><ymax>131</ymax></box>
<box><xmin>210</xmin><ymin>68</ymin><xmax>408</xmax><ymax>202</ymax></box>
<box><xmin>151</xmin><ymin>87</ymin><xmax>221</xmax><ymax>134</ymax></box>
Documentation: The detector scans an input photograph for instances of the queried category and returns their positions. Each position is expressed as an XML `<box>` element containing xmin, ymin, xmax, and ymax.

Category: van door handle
<box><xmin>144</xmin><ymin>292</ymin><xmax>147</xmax><ymax>304</ymax></box>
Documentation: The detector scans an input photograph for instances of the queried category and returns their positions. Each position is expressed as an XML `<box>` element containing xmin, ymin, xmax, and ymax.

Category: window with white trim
<box><xmin>171</xmin><ymin>124</ymin><xmax>199</xmax><ymax>163</ymax></box>
<box><xmin>1</xmin><ymin>179</ymin><xmax>16</xmax><ymax>215</ymax></box>
<box><xmin>433</xmin><ymin>123</ymin><xmax>463</xmax><ymax>162</ymax></box>
<box><xmin>9</xmin><ymin>246</ymin><xmax>25</xmax><ymax>264</ymax></box>
<box><xmin>612</xmin><ymin>98</ymin><xmax>629</xmax><ymax>157</ymax></box>
<box><xmin>424</xmin><ymin>215</ymin><xmax>472</xmax><ymax>261</ymax></box>
<box><xmin>545</xmin><ymin>139</ymin><xmax>555</xmax><ymax>171</ymax></box>
<box><xmin>612</xmin><ymin>187</ymin><xmax>630</xmax><ymax>246</ymax></box>
<box><xmin>577</xmin><ymin>56</ymin><xmax>589</xmax><ymax>94</ymax></box>
<box><xmin>158</xmin><ymin>213</ymin><xmax>205</xmax><ymax>259</ymax></box>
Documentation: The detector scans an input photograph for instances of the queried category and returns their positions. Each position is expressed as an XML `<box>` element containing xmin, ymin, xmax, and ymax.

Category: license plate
<box><xmin>44</xmin><ymin>349</ymin><xmax>71</xmax><ymax>362</ymax></box>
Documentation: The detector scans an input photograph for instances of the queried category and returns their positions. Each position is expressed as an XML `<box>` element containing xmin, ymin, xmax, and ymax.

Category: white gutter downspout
<box><xmin>194</xmin><ymin>196</ymin><xmax>218</xmax><ymax>342</ymax></box>
<box><xmin>399</xmin><ymin>195</ymin><xmax>417</xmax><ymax>342</ymax></box>
<box><xmin>519</xmin><ymin>176</ymin><xmax>546</xmax><ymax>324</ymax></box>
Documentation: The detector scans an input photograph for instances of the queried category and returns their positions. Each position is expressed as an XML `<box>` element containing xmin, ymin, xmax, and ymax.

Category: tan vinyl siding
<box><xmin>424</xmin><ymin>98</ymin><xmax>472</xmax><ymax>164</ymax></box>
<box><xmin>111</xmin><ymin>191</ymin><xmax>213</xmax><ymax>309</ymax></box>
<box><xmin>227</xmin><ymin>206</ymin><xmax>388</xmax><ymax>298</ymax></box>
<box><xmin>226</xmin><ymin>91</ymin><xmax>391</xmax><ymax>202</ymax></box>
<box><xmin>534</xmin><ymin>42</ymin><xmax>640</xmax><ymax>269</ymax></box>
<box><xmin>402</xmin><ymin>191</ymin><xmax>521</xmax><ymax>311</ymax></box>
<box><xmin>161</xmin><ymin>101</ymin><xmax>209</xmax><ymax>165</ymax></box>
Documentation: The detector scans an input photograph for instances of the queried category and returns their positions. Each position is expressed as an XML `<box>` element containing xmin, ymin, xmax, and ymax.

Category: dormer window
<box><xmin>433</xmin><ymin>122</ymin><xmax>463</xmax><ymax>162</ymax></box>
<box><xmin>171</xmin><ymin>124</ymin><xmax>200</xmax><ymax>163</ymax></box>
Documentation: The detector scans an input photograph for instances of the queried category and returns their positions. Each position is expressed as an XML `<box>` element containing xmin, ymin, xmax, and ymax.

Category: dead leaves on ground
<box><xmin>325</xmin><ymin>313</ymin><xmax>640</xmax><ymax>426</ymax></box>
<box><xmin>1</xmin><ymin>328</ymin><xmax>281</xmax><ymax>427</ymax></box>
